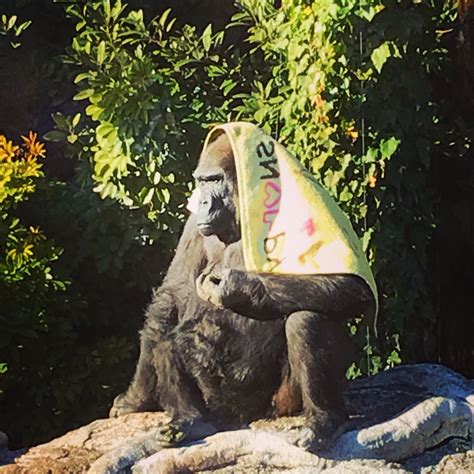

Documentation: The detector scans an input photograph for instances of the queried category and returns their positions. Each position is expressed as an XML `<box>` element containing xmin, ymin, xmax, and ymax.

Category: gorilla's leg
<box><xmin>285</xmin><ymin>311</ymin><xmax>352</xmax><ymax>439</ymax></box>
<box><xmin>110</xmin><ymin>334</ymin><xmax>161</xmax><ymax>417</ymax></box>
<box><xmin>110</xmin><ymin>331</ymin><xmax>206</xmax><ymax>420</ymax></box>
<box><xmin>153</xmin><ymin>339</ymin><xmax>207</xmax><ymax>421</ymax></box>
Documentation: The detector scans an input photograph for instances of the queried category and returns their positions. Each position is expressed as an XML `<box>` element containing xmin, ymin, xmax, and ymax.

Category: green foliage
<box><xmin>0</xmin><ymin>131</ymin><xmax>153</xmax><ymax>448</ymax></box>
<box><xmin>2</xmin><ymin>0</ymin><xmax>464</xmax><ymax>448</ymax></box>
<box><xmin>228</xmin><ymin>0</ymin><xmax>457</xmax><ymax>372</ymax></box>
<box><xmin>0</xmin><ymin>133</ymin><xmax>69</xmax><ymax>443</ymax></box>
<box><xmin>56</xmin><ymin>0</ymin><xmax>245</xmax><ymax>251</ymax></box>
<box><xmin>0</xmin><ymin>13</ymin><xmax>31</xmax><ymax>48</ymax></box>
<box><xmin>54</xmin><ymin>0</ymin><xmax>460</xmax><ymax>375</ymax></box>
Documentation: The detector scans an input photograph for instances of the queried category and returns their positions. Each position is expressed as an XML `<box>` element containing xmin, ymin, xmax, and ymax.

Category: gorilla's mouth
<box><xmin>197</xmin><ymin>222</ymin><xmax>215</xmax><ymax>236</ymax></box>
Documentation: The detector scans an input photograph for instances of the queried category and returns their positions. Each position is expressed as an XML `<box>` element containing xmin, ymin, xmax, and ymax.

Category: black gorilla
<box><xmin>110</xmin><ymin>132</ymin><xmax>375</xmax><ymax>443</ymax></box>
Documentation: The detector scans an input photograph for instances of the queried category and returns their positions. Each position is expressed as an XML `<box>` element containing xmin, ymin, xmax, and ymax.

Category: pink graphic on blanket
<box><xmin>303</xmin><ymin>218</ymin><xmax>316</xmax><ymax>236</ymax></box>
<box><xmin>263</xmin><ymin>180</ymin><xmax>281</xmax><ymax>209</ymax></box>
<box><xmin>262</xmin><ymin>180</ymin><xmax>281</xmax><ymax>229</ymax></box>
<box><xmin>256</xmin><ymin>138</ymin><xmax>284</xmax><ymax>271</ymax></box>
<box><xmin>263</xmin><ymin>208</ymin><xmax>278</xmax><ymax>225</ymax></box>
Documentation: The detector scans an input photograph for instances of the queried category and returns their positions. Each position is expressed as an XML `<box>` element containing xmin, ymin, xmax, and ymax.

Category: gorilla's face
<box><xmin>193</xmin><ymin>134</ymin><xmax>240</xmax><ymax>244</ymax></box>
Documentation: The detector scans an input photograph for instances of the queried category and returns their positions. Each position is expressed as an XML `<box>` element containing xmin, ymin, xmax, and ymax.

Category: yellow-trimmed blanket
<box><xmin>196</xmin><ymin>122</ymin><xmax>378</xmax><ymax>310</ymax></box>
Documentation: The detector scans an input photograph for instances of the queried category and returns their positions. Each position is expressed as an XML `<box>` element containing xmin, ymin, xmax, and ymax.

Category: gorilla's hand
<box><xmin>196</xmin><ymin>268</ymin><xmax>264</xmax><ymax>310</ymax></box>
<box><xmin>196</xmin><ymin>269</ymin><xmax>226</xmax><ymax>308</ymax></box>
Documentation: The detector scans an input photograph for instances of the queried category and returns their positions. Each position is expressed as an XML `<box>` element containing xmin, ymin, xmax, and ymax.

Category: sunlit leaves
<box><xmin>47</xmin><ymin>0</ymin><xmax>457</xmax><ymax>375</ymax></box>
<box><xmin>370</xmin><ymin>41</ymin><xmax>401</xmax><ymax>73</ymax></box>
<box><xmin>202</xmin><ymin>24</ymin><xmax>212</xmax><ymax>52</ymax></box>
<box><xmin>0</xmin><ymin>133</ymin><xmax>46</xmax><ymax>204</ymax></box>
<box><xmin>0</xmin><ymin>14</ymin><xmax>31</xmax><ymax>48</ymax></box>
<box><xmin>232</xmin><ymin>0</ymin><xmax>456</xmax><ymax>373</ymax></box>
<box><xmin>380</xmin><ymin>137</ymin><xmax>400</xmax><ymax>160</ymax></box>
<box><xmin>96</xmin><ymin>40</ymin><xmax>106</xmax><ymax>66</ymax></box>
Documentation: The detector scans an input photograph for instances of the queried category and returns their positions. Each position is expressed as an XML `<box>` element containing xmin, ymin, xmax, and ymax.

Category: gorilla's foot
<box><xmin>176</xmin><ymin>417</ymin><xmax>219</xmax><ymax>441</ymax></box>
<box><xmin>249</xmin><ymin>414</ymin><xmax>349</xmax><ymax>453</ymax></box>
<box><xmin>283</xmin><ymin>412</ymin><xmax>351</xmax><ymax>453</ymax></box>
<box><xmin>88</xmin><ymin>417</ymin><xmax>218</xmax><ymax>473</ymax></box>
<box><xmin>255</xmin><ymin>411</ymin><xmax>350</xmax><ymax>453</ymax></box>
<box><xmin>109</xmin><ymin>392</ymin><xmax>157</xmax><ymax>418</ymax></box>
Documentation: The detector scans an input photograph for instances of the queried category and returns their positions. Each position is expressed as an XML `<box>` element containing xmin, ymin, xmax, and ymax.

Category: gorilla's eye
<box><xmin>196</xmin><ymin>174</ymin><xmax>223</xmax><ymax>184</ymax></box>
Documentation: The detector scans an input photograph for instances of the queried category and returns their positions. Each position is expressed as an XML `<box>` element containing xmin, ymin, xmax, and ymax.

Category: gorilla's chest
<box><xmin>174</xmin><ymin>237</ymin><xmax>285</xmax><ymax>381</ymax></box>
<box><xmin>182</xmin><ymin>293</ymin><xmax>281</xmax><ymax>345</ymax></box>
<box><xmin>175</xmin><ymin>289</ymin><xmax>285</xmax><ymax>379</ymax></box>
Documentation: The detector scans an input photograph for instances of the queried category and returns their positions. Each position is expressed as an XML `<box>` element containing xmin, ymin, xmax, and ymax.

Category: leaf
<box><xmin>74</xmin><ymin>73</ymin><xmax>90</xmax><ymax>84</ymax></box>
<box><xmin>153</xmin><ymin>171</ymin><xmax>161</xmax><ymax>185</ymax></box>
<box><xmin>86</xmin><ymin>104</ymin><xmax>104</xmax><ymax>120</ymax></box>
<box><xmin>110</xmin><ymin>0</ymin><xmax>123</xmax><ymax>20</ymax></box>
<box><xmin>159</xmin><ymin>8</ymin><xmax>171</xmax><ymax>28</ymax></box>
<box><xmin>339</xmin><ymin>187</ymin><xmax>352</xmax><ymax>202</ymax></box>
<box><xmin>15</xmin><ymin>20</ymin><xmax>31</xmax><ymax>36</ymax></box>
<box><xmin>72</xmin><ymin>113</ymin><xmax>81</xmax><ymax>127</ymax></box>
<box><xmin>52</xmin><ymin>113</ymin><xmax>69</xmax><ymax>130</ymax></box>
<box><xmin>380</xmin><ymin>137</ymin><xmax>400</xmax><ymax>159</ymax></box>
<box><xmin>97</xmin><ymin>41</ymin><xmax>106</xmax><ymax>66</ymax></box>
<box><xmin>166</xmin><ymin>18</ymin><xmax>177</xmax><ymax>33</ymax></box>
<box><xmin>386</xmin><ymin>350</ymin><xmax>401</xmax><ymax>367</ymax></box>
<box><xmin>73</xmin><ymin>89</ymin><xmax>94</xmax><ymax>101</ymax></box>
<box><xmin>43</xmin><ymin>130</ymin><xmax>66</xmax><ymax>142</ymax></box>
<box><xmin>202</xmin><ymin>24</ymin><xmax>212</xmax><ymax>52</ymax></box>
<box><xmin>8</xmin><ymin>15</ymin><xmax>17</xmax><ymax>30</ymax></box>
<box><xmin>141</xmin><ymin>187</ymin><xmax>154</xmax><ymax>205</ymax></box>
<box><xmin>75</xmin><ymin>20</ymin><xmax>86</xmax><ymax>32</ymax></box>
<box><xmin>96</xmin><ymin>122</ymin><xmax>115</xmax><ymax>140</ymax></box>
<box><xmin>361</xmin><ymin>228</ymin><xmax>374</xmax><ymax>252</ymax></box>
<box><xmin>371</xmin><ymin>42</ymin><xmax>391</xmax><ymax>73</ymax></box>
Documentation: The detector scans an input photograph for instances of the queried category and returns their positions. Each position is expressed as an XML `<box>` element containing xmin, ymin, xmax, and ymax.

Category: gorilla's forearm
<box><xmin>224</xmin><ymin>272</ymin><xmax>373</xmax><ymax>321</ymax></box>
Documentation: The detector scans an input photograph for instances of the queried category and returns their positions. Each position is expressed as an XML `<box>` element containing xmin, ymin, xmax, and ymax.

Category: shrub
<box><xmin>57</xmin><ymin>0</ymin><xmax>459</xmax><ymax>376</ymax></box>
<box><xmin>0</xmin><ymin>133</ymin><xmax>143</xmax><ymax>447</ymax></box>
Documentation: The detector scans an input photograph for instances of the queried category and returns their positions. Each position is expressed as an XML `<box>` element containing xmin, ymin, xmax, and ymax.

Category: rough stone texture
<box><xmin>0</xmin><ymin>364</ymin><xmax>472</xmax><ymax>473</ymax></box>
<box><xmin>0</xmin><ymin>412</ymin><xmax>172</xmax><ymax>473</ymax></box>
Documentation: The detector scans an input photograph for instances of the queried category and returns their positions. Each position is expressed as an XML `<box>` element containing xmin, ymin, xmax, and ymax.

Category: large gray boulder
<box><xmin>1</xmin><ymin>364</ymin><xmax>472</xmax><ymax>473</ymax></box>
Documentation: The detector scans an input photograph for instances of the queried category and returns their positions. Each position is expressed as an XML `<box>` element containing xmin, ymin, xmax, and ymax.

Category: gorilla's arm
<box><xmin>198</xmin><ymin>269</ymin><xmax>374</xmax><ymax>321</ymax></box>
<box><xmin>145</xmin><ymin>214</ymin><xmax>206</xmax><ymax>332</ymax></box>
<box><xmin>110</xmin><ymin>215</ymin><xmax>206</xmax><ymax>417</ymax></box>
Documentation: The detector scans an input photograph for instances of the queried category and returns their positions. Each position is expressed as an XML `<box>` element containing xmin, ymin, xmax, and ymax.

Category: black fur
<box><xmin>110</xmin><ymin>134</ymin><xmax>374</xmax><ymax>440</ymax></box>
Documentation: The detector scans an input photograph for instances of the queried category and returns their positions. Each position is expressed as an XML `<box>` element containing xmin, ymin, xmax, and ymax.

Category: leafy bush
<box><xmin>49</xmin><ymin>1</ymin><xmax>244</xmax><ymax>254</ymax></box>
<box><xmin>1</xmin><ymin>0</ymin><xmax>464</xmax><ymax>448</ymax></box>
<box><xmin>0</xmin><ymin>13</ymin><xmax>31</xmax><ymax>49</ymax></box>
<box><xmin>0</xmin><ymin>132</ymin><xmax>69</xmax><ymax>444</ymax></box>
<box><xmin>0</xmin><ymin>9</ymin><xmax>169</xmax><ymax>447</ymax></box>
<box><xmin>228</xmin><ymin>0</ymin><xmax>456</xmax><ymax>374</ymax></box>
<box><xmin>57</xmin><ymin>0</ymin><xmax>458</xmax><ymax>376</ymax></box>
<box><xmin>0</xmin><ymin>131</ymin><xmax>155</xmax><ymax>447</ymax></box>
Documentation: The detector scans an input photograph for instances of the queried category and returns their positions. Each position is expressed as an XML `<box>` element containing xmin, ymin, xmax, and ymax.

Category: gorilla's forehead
<box><xmin>192</xmin><ymin>165</ymin><xmax>224</xmax><ymax>180</ymax></box>
<box><xmin>196</xmin><ymin>133</ymin><xmax>236</xmax><ymax>177</ymax></box>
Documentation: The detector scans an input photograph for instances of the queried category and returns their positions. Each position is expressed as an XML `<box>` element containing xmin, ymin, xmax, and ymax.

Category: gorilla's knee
<box><xmin>285</xmin><ymin>311</ymin><xmax>322</xmax><ymax>342</ymax></box>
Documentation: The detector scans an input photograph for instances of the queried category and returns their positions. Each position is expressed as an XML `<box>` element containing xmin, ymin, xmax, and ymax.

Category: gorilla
<box><xmin>110</xmin><ymin>130</ymin><xmax>375</xmax><ymax>445</ymax></box>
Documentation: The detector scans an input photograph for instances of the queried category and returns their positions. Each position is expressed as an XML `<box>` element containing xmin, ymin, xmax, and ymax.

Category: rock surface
<box><xmin>1</xmin><ymin>364</ymin><xmax>472</xmax><ymax>473</ymax></box>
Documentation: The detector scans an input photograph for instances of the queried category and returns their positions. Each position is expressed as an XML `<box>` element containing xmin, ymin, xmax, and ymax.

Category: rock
<box><xmin>0</xmin><ymin>412</ymin><xmax>172</xmax><ymax>473</ymax></box>
<box><xmin>0</xmin><ymin>364</ymin><xmax>472</xmax><ymax>473</ymax></box>
<box><xmin>430</xmin><ymin>450</ymin><xmax>474</xmax><ymax>473</ymax></box>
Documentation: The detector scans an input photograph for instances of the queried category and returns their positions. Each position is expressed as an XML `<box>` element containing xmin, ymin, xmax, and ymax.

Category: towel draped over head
<box><xmin>191</xmin><ymin>122</ymin><xmax>378</xmax><ymax>312</ymax></box>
